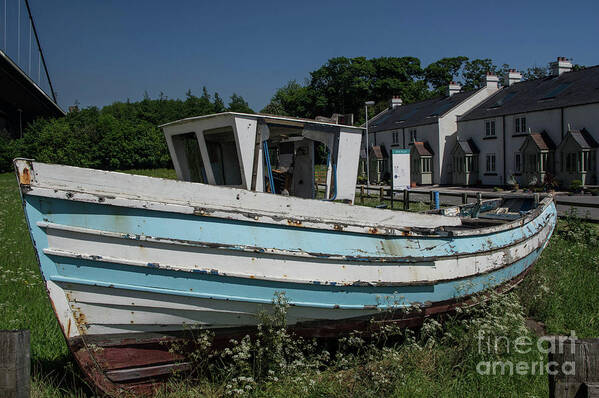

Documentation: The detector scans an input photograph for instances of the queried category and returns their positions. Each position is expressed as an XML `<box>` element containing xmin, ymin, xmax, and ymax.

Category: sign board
<box><xmin>391</xmin><ymin>149</ymin><xmax>410</xmax><ymax>190</ymax></box>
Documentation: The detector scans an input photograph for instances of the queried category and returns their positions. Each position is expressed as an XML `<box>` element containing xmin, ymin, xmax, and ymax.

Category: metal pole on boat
<box><xmin>365</xmin><ymin>101</ymin><xmax>374</xmax><ymax>187</ymax></box>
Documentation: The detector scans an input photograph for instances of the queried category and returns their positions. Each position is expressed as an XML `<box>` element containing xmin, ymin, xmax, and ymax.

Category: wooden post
<box><xmin>379</xmin><ymin>186</ymin><xmax>384</xmax><ymax>203</ymax></box>
<box><xmin>0</xmin><ymin>330</ymin><xmax>30</xmax><ymax>398</ymax></box>
<box><xmin>390</xmin><ymin>187</ymin><xmax>394</xmax><ymax>209</ymax></box>
<box><xmin>403</xmin><ymin>189</ymin><xmax>410</xmax><ymax>210</ymax></box>
<box><xmin>477</xmin><ymin>192</ymin><xmax>483</xmax><ymax>205</ymax></box>
<box><xmin>360</xmin><ymin>185</ymin><xmax>364</xmax><ymax>205</ymax></box>
<box><xmin>429</xmin><ymin>191</ymin><xmax>434</xmax><ymax>209</ymax></box>
<box><xmin>548</xmin><ymin>337</ymin><xmax>599</xmax><ymax>398</ymax></box>
<box><xmin>462</xmin><ymin>192</ymin><xmax>468</xmax><ymax>204</ymax></box>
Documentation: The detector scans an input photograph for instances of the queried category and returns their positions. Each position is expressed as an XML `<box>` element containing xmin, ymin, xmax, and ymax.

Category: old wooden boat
<box><xmin>14</xmin><ymin>112</ymin><xmax>557</xmax><ymax>395</ymax></box>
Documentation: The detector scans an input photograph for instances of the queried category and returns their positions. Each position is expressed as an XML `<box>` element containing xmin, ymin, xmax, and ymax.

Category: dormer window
<box><xmin>485</xmin><ymin>120</ymin><xmax>496</xmax><ymax>137</ymax></box>
<box><xmin>515</xmin><ymin>116</ymin><xmax>527</xmax><ymax>133</ymax></box>
<box><xmin>409</xmin><ymin>129</ymin><xmax>417</xmax><ymax>143</ymax></box>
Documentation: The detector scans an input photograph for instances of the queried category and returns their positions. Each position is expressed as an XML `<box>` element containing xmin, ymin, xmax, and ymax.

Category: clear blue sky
<box><xmin>16</xmin><ymin>0</ymin><xmax>599</xmax><ymax>111</ymax></box>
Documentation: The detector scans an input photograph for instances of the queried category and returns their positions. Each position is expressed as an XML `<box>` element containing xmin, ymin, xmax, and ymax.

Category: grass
<box><xmin>0</xmin><ymin>168</ymin><xmax>597</xmax><ymax>397</ymax></box>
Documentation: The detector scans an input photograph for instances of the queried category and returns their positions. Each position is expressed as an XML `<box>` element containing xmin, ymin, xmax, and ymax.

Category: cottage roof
<box><xmin>460</xmin><ymin>65</ymin><xmax>599</xmax><ymax>121</ymax></box>
<box><xmin>368</xmin><ymin>90</ymin><xmax>475</xmax><ymax>133</ymax></box>
<box><xmin>412</xmin><ymin>141</ymin><xmax>433</xmax><ymax>156</ymax></box>
<box><xmin>370</xmin><ymin>145</ymin><xmax>388</xmax><ymax>159</ymax></box>
<box><xmin>569</xmin><ymin>129</ymin><xmax>598</xmax><ymax>149</ymax></box>
<box><xmin>456</xmin><ymin>138</ymin><xmax>479</xmax><ymax>154</ymax></box>
<box><xmin>528</xmin><ymin>131</ymin><xmax>556</xmax><ymax>151</ymax></box>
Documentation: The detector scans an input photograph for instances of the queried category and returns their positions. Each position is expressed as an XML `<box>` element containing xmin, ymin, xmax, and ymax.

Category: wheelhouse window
<box><xmin>485</xmin><ymin>120</ymin><xmax>496</xmax><ymax>137</ymax></box>
<box><xmin>392</xmin><ymin>131</ymin><xmax>399</xmax><ymax>144</ymax></box>
<box><xmin>514</xmin><ymin>152</ymin><xmax>521</xmax><ymax>172</ymax></box>
<box><xmin>203</xmin><ymin>127</ymin><xmax>243</xmax><ymax>186</ymax></box>
<box><xmin>515</xmin><ymin>116</ymin><xmax>527</xmax><ymax>133</ymax></box>
<box><xmin>486</xmin><ymin>153</ymin><xmax>496</xmax><ymax>172</ymax></box>
<box><xmin>171</xmin><ymin>132</ymin><xmax>207</xmax><ymax>183</ymax></box>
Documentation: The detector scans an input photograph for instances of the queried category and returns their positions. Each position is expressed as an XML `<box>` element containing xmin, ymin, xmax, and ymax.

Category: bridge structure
<box><xmin>1</xmin><ymin>0</ymin><xmax>64</xmax><ymax>139</ymax></box>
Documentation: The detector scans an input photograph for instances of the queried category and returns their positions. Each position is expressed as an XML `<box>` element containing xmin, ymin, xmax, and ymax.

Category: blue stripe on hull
<box><xmin>23</xmin><ymin>195</ymin><xmax>555</xmax><ymax>310</ymax></box>
<box><xmin>46</xmin><ymin>244</ymin><xmax>543</xmax><ymax>310</ymax></box>
<box><xmin>26</xmin><ymin>196</ymin><xmax>555</xmax><ymax>261</ymax></box>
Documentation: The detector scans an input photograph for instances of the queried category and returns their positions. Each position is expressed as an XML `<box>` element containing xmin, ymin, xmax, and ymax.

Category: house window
<box><xmin>566</xmin><ymin>153</ymin><xmax>574</xmax><ymax>172</ymax></box>
<box><xmin>412</xmin><ymin>157</ymin><xmax>419</xmax><ymax>172</ymax></box>
<box><xmin>409</xmin><ymin>129</ymin><xmax>417</xmax><ymax>142</ymax></box>
<box><xmin>392</xmin><ymin>131</ymin><xmax>399</xmax><ymax>144</ymax></box>
<box><xmin>486</xmin><ymin>154</ymin><xmax>496</xmax><ymax>172</ymax></box>
<box><xmin>581</xmin><ymin>152</ymin><xmax>588</xmax><ymax>172</ymax></box>
<box><xmin>515</xmin><ymin>116</ymin><xmax>527</xmax><ymax>133</ymax></box>
<box><xmin>485</xmin><ymin>120</ymin><xmax>496</xmax><ymax>137</ymax></box>
<box><xmin>526</xmin><ymin>154</ymin><xmax>537</xmax><ymax>172</ymax></box>
<box><xmin>514</xmin><ymin>153</ymin><xmax>521</xmax><ymax>172</ymax></box>
<box><xmin>540</xmin><ymin>153</ymin><xmax>548</xmax><ymax>172</ymax></box>
<box><xmin>422</xmin><ymin>157</ymin><xmax>431</xmax><ymax>173</ymax></box>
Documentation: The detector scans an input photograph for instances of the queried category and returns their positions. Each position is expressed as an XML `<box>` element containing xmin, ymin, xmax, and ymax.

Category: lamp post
<box><xmin>364</xmin><ymin>101</ymin><xmax>375</xmax><ymax>186</ymax></box>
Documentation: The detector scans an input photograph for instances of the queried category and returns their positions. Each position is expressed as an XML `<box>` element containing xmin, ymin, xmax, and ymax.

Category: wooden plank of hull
<box><xmin>14</xmin><ymin>159</ymin><xmax>462</xmax><ymax>233</ymax></box>
<box><xmin>37</xmin><ymin>201</ymin><xmax>555</xmax><ymax>287</ymax></box>
<box><xmin>63</xmin><ymin>266</ymin><xmax>534</xmax><ymax>396</ymax></box>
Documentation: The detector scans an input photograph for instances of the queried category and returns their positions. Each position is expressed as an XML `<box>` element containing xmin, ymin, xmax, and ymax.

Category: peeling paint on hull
<box><xmin>13</xmin><ymin>159</ymin><xmax>557</xmax><ymax>396</ymax></box>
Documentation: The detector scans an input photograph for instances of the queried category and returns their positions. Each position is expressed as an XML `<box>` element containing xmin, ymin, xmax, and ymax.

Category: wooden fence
<box><xmin>316</xmin><ymin>183</ymin><xmax>599</xmax><ymax>218</ymax></box>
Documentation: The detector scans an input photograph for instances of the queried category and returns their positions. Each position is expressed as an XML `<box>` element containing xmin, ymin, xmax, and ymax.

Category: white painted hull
<box><xmin>14</xmin><ymin>159</ymin><xmax>557</xmax><ymax>395</ymax></box>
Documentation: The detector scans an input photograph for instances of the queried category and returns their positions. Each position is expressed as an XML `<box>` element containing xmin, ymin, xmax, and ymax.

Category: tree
<box><xmin>260</xmin><ymin>80</ymin><xmax>313</xmax><ymax>117</ymax></box>
<box><xmin>309</xmin><ymin>57</ymin><xmax>375</xmax><ymax>118</ymax></box>
<box><xmin>227</xmin><ymin>93</ymin><xmax>254</xmax><ymax>113</ymax></box>
<box><xmin>424</xmin><ymin>56</ymin><xmax>468</xmax><ymax>94</ymax></box>
<box><xmin>370</xmin><ymin>56</ymin><xmax>424</xmax><ymax>102</ymax></box>
<box><xmin>213</xmin><ymin>93</ymin><xmax>226</xmax><ymax>113</ymax></box>
<box><xmin>523</xmin><ymin>65</ymin><xmax>549</xmax><ymax>80</ymax></box>
<box><xmin>462</xmin><ymin>58</ymin><xmax>498</xmax><ymax>90</ymax></box>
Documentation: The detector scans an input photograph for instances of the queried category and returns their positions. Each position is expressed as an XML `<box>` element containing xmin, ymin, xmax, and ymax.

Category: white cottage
<box><xmin>366</xmin><ymin>79</ymin><xmax>499</xmax><ymax>185</ymax></box>
<box><xmin>457</xmin><ymin>58</ymin><xmax>599</xmax><ymax>188</ymax></box>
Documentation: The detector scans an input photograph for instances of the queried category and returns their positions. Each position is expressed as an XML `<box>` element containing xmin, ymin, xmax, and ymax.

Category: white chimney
<box><xmin>550</xmin><ymin>57</ymin><xmax>572</xmax><ymax>76</ymax></box>
<box><xmin>390</xmin><ymin>96</ymin><xmax>403</xmax><ymax>109</ymax></box>
<box><xmin>448</xmin><ymin>81</ymin><xmax>461</xmax><ymax>96</ymax></box>
<box><xmin>485</xmin><ymin>73</ymin><xmax>499</xmax><ymax>89</ymax></box>
<box><xmin>505</xmin><ymin>69</ymin><xmax>522</xmax><ymax>87</ymax></box>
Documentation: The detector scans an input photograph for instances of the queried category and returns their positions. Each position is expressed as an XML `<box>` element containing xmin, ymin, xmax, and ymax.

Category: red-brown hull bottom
<box><xmin>67</xmin><ymin>267</ymin><xmax>531</xmax><ymax>396</ymax></box>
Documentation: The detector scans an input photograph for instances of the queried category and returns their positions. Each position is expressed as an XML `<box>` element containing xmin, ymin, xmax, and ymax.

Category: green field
<box><xmin>0</xmin><ymin>169</ymin><xmax>598</xmax><ymax>397</ymax></box>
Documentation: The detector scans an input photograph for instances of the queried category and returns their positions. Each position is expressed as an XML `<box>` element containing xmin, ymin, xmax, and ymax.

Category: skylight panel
<box><xmin>539</xmin><ymin>83</ymin><xmax>571</xmax><ymax>100</ymax></box>
<box><xmin>488</xmin><ymin>92</ymin><xmax>517</xmax><ymax>108</ymax></box>
<box><xmin>430</xmin><ymin>102</ymin><xmax>454</xmax><ymax>116</ymax></box>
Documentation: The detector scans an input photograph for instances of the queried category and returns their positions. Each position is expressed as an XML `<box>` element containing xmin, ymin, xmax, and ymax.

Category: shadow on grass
<box><xmin>32</xmin><ymin>354</ymin><xmax>96</xmax><ymax>397</ymax></box>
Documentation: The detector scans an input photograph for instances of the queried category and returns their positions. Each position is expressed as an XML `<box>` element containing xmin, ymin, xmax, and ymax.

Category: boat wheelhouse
<box><xmin>161</xmin><ymin>112</ymin><xmax>364</xmax><ymax>202</ymax></box>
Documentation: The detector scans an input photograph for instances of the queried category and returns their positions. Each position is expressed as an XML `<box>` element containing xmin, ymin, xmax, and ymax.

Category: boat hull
<box><xmin>14</xmin><ymin>160</ymin><xmax>557</xmax><ymax>395</ymax></box>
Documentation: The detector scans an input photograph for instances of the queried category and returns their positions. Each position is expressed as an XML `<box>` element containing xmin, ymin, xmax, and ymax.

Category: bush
<box><xmin>0</xmin><ymin>90</ymin><xmax>253</xmax><ymax>172</ymax></box>
<box><xmin>543</xmin><ymin>173</ymin><xmax>559</xmax><ymax>191</ymax></box>
<box><xmin>569</xmin><ymin>180</ymin><xmax>583</xmax><ymax>193</ymax></box>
